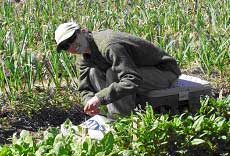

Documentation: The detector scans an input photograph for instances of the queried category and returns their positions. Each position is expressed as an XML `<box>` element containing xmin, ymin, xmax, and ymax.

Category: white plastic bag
<box><xmin>79</xmin><ymin>115</ymin><xmax>113</xmax><ymax>140</ymax></box>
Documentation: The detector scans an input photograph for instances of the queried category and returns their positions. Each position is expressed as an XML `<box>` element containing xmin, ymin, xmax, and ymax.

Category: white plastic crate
<box><xmin>141</xmin><ymin>74</ymin><xmax>212</xmax><ymax>113</ymax></box>
<box><xmin>146</xmin><ymin>74</ymin><xmax>211</xmax><ymax>101</ymax></box>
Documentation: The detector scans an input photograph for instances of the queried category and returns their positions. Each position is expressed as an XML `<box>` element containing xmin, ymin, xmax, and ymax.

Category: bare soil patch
<box><xmin>0</xmin><ymin>104</ymin><xmax>89</xmax><ymax>144</ymax></box>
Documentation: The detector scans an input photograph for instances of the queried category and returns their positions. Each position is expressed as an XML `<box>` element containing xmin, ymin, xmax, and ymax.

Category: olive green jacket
<box><xmin>78</xmin><ymin>30</ymin><xmax>181</xmax><ymax>105</ymax></box>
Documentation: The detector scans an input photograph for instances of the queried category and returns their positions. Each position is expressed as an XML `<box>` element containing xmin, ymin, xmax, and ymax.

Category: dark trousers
<box><xmin>89</xmin><ymin>67</ymin><xmax>178</xmax><ymax>116</ymax></box>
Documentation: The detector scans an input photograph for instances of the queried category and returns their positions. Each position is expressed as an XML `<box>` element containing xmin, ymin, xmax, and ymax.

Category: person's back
<box><xmin>92</xmin><ymin>29</ymin><xmax>181</xmax><ymax>76</ymax></box>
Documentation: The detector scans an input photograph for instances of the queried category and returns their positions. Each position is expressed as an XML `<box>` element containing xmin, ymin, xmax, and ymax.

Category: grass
<box><xmin>0</xmin><ymin>0</ymin><xmax>229</xmax><ymax>101</ymax></box>
<box><xmin>0</xmin><ymin>1</ymin><xmax>229</xmax><ymax>155</ymax></box>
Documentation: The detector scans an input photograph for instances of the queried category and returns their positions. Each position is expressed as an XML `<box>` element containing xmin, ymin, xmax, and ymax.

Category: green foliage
<box><xmin>110</xmin><ymin>99</ymin><xmax>230</xmax><ymax>155</ymax></box>
<box><xmin>1</xmin><ymin>97</ymin><xmax>229</xmax><ymax>155</ymax></box>
<box><xmin>200</xmin><ymin>96</ymin><xmax>230</xmax><ymax>119</ymax></box>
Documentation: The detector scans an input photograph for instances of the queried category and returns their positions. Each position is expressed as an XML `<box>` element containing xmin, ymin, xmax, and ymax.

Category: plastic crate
<box><xmin>139</xmin><ymin>74</ymin><xmax>212</xmax><ymax>114</ymax></box>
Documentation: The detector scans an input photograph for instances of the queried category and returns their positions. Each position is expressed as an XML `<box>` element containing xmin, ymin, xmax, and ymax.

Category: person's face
<box><xmin>67</xmin><ymin>32</ymin><xmax>91</xmax><ymax>54</ymax></box>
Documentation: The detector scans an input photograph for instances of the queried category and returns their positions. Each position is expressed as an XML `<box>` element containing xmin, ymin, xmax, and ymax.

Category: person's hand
<box><xmin>84</xmin><ymin>96</ymin><xmax>101</xmax><ymax>116</ymax></box>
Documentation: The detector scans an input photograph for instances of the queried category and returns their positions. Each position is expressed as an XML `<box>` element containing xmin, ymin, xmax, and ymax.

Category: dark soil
<box><xmin>0</xmin><ymin>105</ymin><xmax>89</xmax><ymax>144</ymax></box>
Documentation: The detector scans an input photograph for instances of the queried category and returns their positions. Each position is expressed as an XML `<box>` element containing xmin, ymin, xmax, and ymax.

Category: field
<box><xmin>0</xmin><ymin>0</ymin><xmax>229</xmax><ymax>155</ymax></box>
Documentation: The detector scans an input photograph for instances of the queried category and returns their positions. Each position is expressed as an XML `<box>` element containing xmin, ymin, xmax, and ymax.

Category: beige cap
<box><xmin>55</xmin><ymin>22</ymin><xmax>80</xmax><ymax>46</ymax></box>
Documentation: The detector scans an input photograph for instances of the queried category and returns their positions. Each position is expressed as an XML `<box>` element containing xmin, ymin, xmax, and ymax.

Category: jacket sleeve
<box><xmin>95</xmin><ymin>43</ymin><xmax>143</xmax><ymax>104</ymax></box>
<box><xmin>78</xmin><ymin>56</ymin><xmax>95</xmax><ymax>105</ymax></box>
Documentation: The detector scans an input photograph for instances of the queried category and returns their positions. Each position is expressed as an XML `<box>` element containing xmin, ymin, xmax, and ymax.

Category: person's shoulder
<box><xmin>92</xmin><ymin>29</ymin><xmax>114</xmax><ymax>35</ymax></box>
<box><xmin>92</xmin><ymin>29</ymin><xmax>116</xmax><ymax>49</ymax></box>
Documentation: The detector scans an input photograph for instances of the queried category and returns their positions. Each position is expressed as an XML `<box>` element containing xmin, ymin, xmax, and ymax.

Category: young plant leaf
<box><xmin>191</xmin><ymin>138</ymin><xmax>206</xmax><ymax>145</ymax></box>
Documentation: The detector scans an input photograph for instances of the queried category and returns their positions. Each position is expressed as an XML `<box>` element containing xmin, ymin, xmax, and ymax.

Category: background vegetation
<box><xmin>0</xmin><ymin>0</ymin><xmax>229</xmax><ymax>155</ymax></box>
<box><xmin>0</xmin><ymin>0</ymin><xmax>229</xmax><ymax>100</ymax></box>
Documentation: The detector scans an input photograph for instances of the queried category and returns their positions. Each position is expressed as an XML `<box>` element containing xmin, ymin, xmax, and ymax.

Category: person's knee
<box><xmin>89</xmin><ymin>68</ymin><xmax>98</xmax><ymax>78</ymax></box>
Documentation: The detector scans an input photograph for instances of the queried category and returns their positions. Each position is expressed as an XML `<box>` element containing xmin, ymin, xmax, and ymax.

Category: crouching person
<box><xmin>54</xmin><ymin>22</ymin><xmax>181</xmax><ymax>117</ymax></box>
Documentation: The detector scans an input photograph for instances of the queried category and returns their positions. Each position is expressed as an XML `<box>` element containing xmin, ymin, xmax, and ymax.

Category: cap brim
<box><xmin>56</xmin><ymin>30</ymin><xmax>76</xmax><ymax>45</ymax></box>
